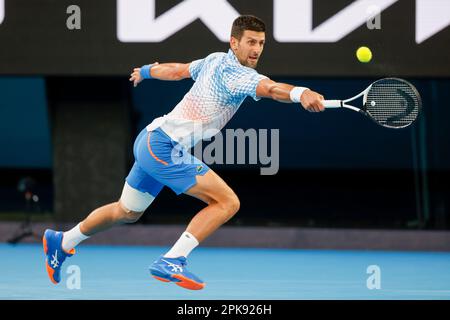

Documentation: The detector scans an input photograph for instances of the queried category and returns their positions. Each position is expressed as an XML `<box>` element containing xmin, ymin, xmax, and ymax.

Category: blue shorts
<box><xmin>125</xmin><ymin>127</ymin><xmax>210</xmax><ymax>196</ymax></box>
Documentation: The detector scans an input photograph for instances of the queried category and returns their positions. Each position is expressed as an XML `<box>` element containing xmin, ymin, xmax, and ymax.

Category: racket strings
<box><xmin>365</xmin><ymin>79</ymin><xmax>420</xmax><ymax>128</ymax></box>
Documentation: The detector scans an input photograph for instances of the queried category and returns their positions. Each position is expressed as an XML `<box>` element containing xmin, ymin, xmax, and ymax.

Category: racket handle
<box><xmin>322</xmin><ymin>100</ymin><xmax>343</xmax><ymax>108</ymax></box>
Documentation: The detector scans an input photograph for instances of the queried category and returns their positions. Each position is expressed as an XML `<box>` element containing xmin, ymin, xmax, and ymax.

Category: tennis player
<box><xmin>43</xmin><ymin>15</ymin><xmax>325</xmax><ymax>290</ymax></box>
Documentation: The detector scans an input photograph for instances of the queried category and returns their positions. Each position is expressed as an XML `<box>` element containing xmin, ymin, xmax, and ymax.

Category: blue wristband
<box><xmin>140</xmin><ymin>64</ymin><xmax>153</xmax><ymax>79</ymax></box>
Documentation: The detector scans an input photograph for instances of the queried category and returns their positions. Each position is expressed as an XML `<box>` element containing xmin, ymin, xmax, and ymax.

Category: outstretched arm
<box><xmin>256</xmin><ymin>78</ymin><xmax>325</xmax><ymax>112</ymax></box>
<box><xmin>129</xmin><ymin>62</ymin><xmax>191</xmax><ymax>87</ymax></box>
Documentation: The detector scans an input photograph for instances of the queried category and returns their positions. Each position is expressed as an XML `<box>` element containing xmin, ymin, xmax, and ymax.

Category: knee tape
<box><xmin>119</xmin><ymin>182</ymin><xmax>155</xmax><ymax>213</ymax></box>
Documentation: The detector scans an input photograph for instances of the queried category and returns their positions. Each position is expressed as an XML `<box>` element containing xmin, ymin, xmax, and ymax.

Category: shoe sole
<box><xmin>152</xmin><ymin>275</ymin><xmax>171</xmax><ymax>283</ymax></box>
<box><xmin>151</xmin><ymin>272</ymin><xmax>205</xmax><ymax>290</ymax></box>
<box><xmin>172</xmin><ymin>274</ymin><xmax>205</xmax><ymax>290</ymax></box>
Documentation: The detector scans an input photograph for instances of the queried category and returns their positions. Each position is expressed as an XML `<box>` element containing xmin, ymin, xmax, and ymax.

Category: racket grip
<box><xmin>322</xmin><ymin>100</ymin><xmax>343</xmax><ymax>108</ymax></box>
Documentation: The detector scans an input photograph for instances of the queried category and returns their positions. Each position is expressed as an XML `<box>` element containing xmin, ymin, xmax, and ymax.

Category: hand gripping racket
<box><xmin>323</xmin><ymin>78</ymin><xmax>422</xmax><ymax>129</ymax></box>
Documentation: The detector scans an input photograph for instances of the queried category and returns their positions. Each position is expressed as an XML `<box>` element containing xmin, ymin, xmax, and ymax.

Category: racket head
<box><xmin>362</xmin><ymin>78</ymin><xmax>422</xmax><ymax>129</ymax></box>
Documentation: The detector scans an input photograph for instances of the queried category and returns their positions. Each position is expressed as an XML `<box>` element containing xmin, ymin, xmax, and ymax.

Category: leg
<box><xmin>139</xmin><ymin>128</ymin><xmax>239</xmax><ymax>289</ymax></box>
<box><xmin>43</xmin><ymin>180</ymin><xmax>159</xmax><ymax>285</ymax></box>
<box><xmin>63</xmin><ymin>179</ymin><xmax>161</xmax><ymax>249</ymax></box>
<box><xmin>149</xmin><ymin>169</ymin><xmax>239</xmax><ymax>290</ymax></box>
<box><xmin>43</xmin><ymin>128</ymin><xmax>164</xmax><ymax>285</ymax></box>
<box><xmin>64</xmin><ymin>130</ymin><xmax>163</xmax><ymax>247</ymax></box>
<box><xmin>79</xmin><ymin>200</ymin><xmax>144</xmax><ymax>236</ymax></box>
<box><xmin>161</xmin><ymin>169</ymin><xmax>239</xmax><ymax>257</ymax></box>
<box><xmin>184</xmin><ymin>169</ymin><xmax>240</xmax><ymax>243</ymax></box>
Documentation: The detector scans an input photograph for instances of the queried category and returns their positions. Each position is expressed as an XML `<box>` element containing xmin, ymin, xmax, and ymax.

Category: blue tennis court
<box><xmin>1</xmin><ymin>243</ymin><xmax>449</xmax><ymax>300</ymax></box>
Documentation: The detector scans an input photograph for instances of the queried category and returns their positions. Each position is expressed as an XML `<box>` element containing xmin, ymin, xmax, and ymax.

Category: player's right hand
<box><xmin>300</xmin><ymin>89</ymin><xmax>325</xmax><ymax>112</ymax></box>
<box><xmin>129</xmin><ymin>68</ymin><xmax>143</xmax><ymax>87</ymax></box>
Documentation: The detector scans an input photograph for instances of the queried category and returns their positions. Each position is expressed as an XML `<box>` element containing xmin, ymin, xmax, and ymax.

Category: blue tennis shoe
<box><xmin>42</xmin><ymin>229</ymin><xmax>75</xmax><ymax>284</ymax></box>
<box><xmin>149</xmin><ymin>256</ymin><xmax>205</xmax><ymax>290</ymax></box>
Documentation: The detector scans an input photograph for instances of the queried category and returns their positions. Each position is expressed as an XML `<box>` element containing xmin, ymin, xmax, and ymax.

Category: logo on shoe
<box><xmin>50</xmin><ymin>250</ymin><xmax>59</xmax><ymax>268</ymax></box>
<box><xmin>161</xmin><ymin>259</ymin><xmax>183</xmax><ymax>272</ymax></box>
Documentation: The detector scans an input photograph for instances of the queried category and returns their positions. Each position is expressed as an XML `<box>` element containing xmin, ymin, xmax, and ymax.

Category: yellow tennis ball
<box><xmin>356</xmin><ymin>46</ymin><xmax>372</xmax><ymax>63</ymax></box>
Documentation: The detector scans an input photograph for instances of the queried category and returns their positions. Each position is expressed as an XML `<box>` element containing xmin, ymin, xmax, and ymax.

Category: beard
<box><xmin>239</xmin><ymin>57</ymin><xmax>259</xmax><ymax>69</ymax></box>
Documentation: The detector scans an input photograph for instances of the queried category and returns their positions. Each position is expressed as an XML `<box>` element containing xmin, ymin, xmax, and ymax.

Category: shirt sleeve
<box><xmin>225</xmin><ymin>68</ymin><xmax>268</xmax><ymax>101</ymax></box>
<box><xmin>189</xmin><ymin>58</ymin><xmax>206</xmax><ymax>81</ymax></box>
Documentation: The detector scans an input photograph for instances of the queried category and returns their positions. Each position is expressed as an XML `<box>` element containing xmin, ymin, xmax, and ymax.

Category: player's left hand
<box><xmin>129</xmin><ymin>68</ymin><xmax>143</xmax><ymax>87</ymax></box>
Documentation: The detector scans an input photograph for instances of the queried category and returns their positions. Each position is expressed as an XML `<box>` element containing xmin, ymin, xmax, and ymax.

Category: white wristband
<box><xmin>290</xmin><ymin>87</ymin><xmax>309</xmax><ymax>103</ymax></box>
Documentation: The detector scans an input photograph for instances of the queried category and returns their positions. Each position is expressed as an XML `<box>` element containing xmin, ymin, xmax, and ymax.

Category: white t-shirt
<box><xmin>146</xmin><ymin>49</ymin><xmax>268</xmax><ymax>149</ymax></box>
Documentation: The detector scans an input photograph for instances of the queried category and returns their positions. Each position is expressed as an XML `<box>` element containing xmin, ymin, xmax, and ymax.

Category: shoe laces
<box><xmin>177</xmin><ymin>257</ymin><xmax>187</xmax><ymax>266</ymax></box>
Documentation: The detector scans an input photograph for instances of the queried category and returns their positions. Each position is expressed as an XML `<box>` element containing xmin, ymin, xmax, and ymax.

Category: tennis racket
<box><xmin>323</xmin><ymin>78</ymin><xmax>421</xmax><ymax>129</ymax></box>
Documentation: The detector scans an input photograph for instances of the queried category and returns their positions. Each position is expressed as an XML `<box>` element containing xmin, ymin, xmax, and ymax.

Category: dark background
<box><xmin>0</xmin><ymin>0</ymin><xmax>449</xmax><ymax>230</ymax></box>
<box><xmin>0</xmin><ymin>0</ymin><xmax>449</xmax><ymax>76</ymax></box>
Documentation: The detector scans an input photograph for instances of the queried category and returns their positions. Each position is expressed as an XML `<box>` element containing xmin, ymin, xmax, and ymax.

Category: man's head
<box><xmin>230</xmin><ymin>15</ymin><xmax>266</xmax><ymax>69</ymax></box>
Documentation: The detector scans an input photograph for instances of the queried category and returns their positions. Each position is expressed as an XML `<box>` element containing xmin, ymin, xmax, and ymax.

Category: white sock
<box><xmin>62</xmin><ymin>223</ymin><xmax>90</xmax><ymax>252</ymax></box>
<box><xmin>163</xmin><ymin>231</ymin><xmax>199</xmax><ymax>258</ymax></box>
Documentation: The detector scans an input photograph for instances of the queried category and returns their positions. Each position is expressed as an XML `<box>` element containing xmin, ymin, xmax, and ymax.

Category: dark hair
<box><xmin>231</xmin><ymin>15</ymin><xmax>266</xmax><ymax>40</ymax></box>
